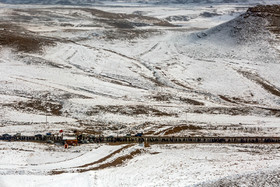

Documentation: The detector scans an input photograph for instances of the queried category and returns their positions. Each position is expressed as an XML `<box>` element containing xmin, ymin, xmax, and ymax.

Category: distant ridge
<box><xmin>0</xmin><ymin>0</ymin><xmax>278</xmax><ymax>5</ymax></box>
<box><xmin>195</xmin><ymin>4</ymin><xmax>280</xmax><ymax>44</ymax></box>
<box><xmin>0</xmin><ymin>0</ymin><xmax>96</xmax><ymax>5</ymax></box>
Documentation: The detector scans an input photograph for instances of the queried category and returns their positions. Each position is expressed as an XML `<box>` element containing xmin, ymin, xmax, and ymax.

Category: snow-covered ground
<box><xmin>0</xmin><ymin>1</ymin><xmax>280</xmax><ymax>186</ymax></box>
<box><xmin>1</xmin><ymin>142</ymin><xmax>280</xmax><ymax>187</ymax></box>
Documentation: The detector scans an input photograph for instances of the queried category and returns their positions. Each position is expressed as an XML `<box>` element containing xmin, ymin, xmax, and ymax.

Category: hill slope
<box><xmin>0</xmin><ymin>4</ymin><xmax>280</xmax><ymax>137</ymax></box>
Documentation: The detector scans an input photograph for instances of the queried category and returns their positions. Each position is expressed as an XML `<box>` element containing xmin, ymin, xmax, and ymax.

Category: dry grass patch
<box><xmin>0</xmin><ymin>23</ymin><xmax>55</xmax><ymax>53</ymax></box>
<box><xmin>5</xmin><ymin>99</ymin><xmax>63</xmax><ymax>116</ymax></box>
<box><xmin>154</xmin><ymin>125</ymin><xmax>202</xmax><ymax>136</ymax></box>
<box><xmin>164</xmin><ymin>125</ymin><xmax>202</xmax><ymax>135</ymax></box>
<box><xmin>144</xmin><ymin>130</ymin><xmax>156</xmax><ymax>135</ymax></box>
<box><xmin>87</xmin><ymin>105</ymin><xmax>176</xmax><ymax>117</ymax></box>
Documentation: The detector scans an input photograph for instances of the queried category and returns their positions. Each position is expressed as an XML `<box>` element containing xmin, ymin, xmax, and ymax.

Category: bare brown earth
<box><xmin>219</xmin><ymin>95</ymin><xmax>258</xmax><ymax>105</ymax></box>
<box><xmin>86</xmin><ymin>105</ymin><xmax>177</xmax><ymax>117</ymax></box>
<box><xmin>75</xmin><ymin>8</ymin><xmax>175</xmax><ymax>28</ymax></box>
<box><xmin>0</xmin><ymin>23</ymin><xmax>55</xmax><ymax>53</ymax></box>
<box><xmin>0</xmin><ymin>7</ymin><xmax>174</xmax><ymax>53</ymax></box>
<box><xmin>4</xmin><ymin>99</ymin><xmax>63</xmax><ymax>116</ymax></box>
<box><xmin>188</xmin><ymin>106</ymin><xmax>280</xmax><ymax>117</ymax></box>
<box><xmin>247</xmin><ymin>5</ymin><xmax>280</xmax><ymax>34</ymax></box>
<box><xmin>163</xmin><ymin>125</ymin><xmax>203</xmax><ymax>135</ymax></box>
<box><xmin>153</xmin><ymin>125</ymin><xmax>202</xmax><ymax>136</ymax></box>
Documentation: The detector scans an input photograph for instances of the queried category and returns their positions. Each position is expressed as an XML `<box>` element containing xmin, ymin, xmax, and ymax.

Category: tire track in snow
<box><xmin>67</xmin><ymin>40</ymin><xmax>159</xmax><ymax>90</ymax></box>
<box><xmin>51</xmin><ymin>144</ymin><xmax>134</xmax><ymax>174</ymax></box>
<box><xmin>139</xmin><ymin>42</ymin><xmax>159</xmax><ymax>57</ymax></box>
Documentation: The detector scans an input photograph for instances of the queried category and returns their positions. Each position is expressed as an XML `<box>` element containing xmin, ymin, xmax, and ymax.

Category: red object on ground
<box><xmin>66</xmin><ymin>140</ymin><xmax>78</xmax><ymax>146</ymax></box>
<box><xmin>59</xmin><ymin>130</ymin><xmax>63</xmax><ymax>133</ymax></box>
<box><xmin>64</xmin><ymin>144</ymin><xmax>68</xmax><ymax>149</ymax></box>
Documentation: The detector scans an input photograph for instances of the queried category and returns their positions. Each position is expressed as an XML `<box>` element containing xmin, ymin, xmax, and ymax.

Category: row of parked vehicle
<box><xmin>0</xmin><ymin>132</ymin><xmax>59</xmax><ymax>143</ymax></box>
<box><xmin>76</xmin><ymin>133</ymin><xmax>144</xmax><ymax>143</ymax></box>
<box><xmin>0</xmin><ymin>132</ymin><xmax>145</xmax><ymax>144</ymax></box>
<box><xmin>0</xmin><ymin>134</ymin><xmax>13</xmax><ymax>140</ymax></box>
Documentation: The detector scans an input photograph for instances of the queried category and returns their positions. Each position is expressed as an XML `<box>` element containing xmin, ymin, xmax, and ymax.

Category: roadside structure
<box><xmin>63</xmin><ymin>134</ymin><xmax>78</xmax><ymax>146</ymax></box>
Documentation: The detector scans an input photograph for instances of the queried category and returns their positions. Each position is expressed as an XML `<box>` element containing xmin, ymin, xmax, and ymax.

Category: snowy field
<box><xmin>1</xmin><ymin>142</ymin><xmax>280</xmax><ymax>187</ymax></box>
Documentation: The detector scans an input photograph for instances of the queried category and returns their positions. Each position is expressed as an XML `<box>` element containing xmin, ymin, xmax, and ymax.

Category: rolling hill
<box><xmin>0</xmin><ymin>3</ymin><xmax>280</xmax><ymax>137</ymax></box>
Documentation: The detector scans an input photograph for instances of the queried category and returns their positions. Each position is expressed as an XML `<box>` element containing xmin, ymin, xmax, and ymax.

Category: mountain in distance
<box><xmin>0</xmin><ymin>0</ymin><xmax>278</xmax><ymax>5</ymax></box>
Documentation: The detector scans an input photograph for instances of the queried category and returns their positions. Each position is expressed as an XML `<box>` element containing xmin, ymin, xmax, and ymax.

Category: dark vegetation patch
<box><xmin>171</xmin><ymin>79</ymin><xmax>193</xmax><ymax>90</ymax></box>
<box><xmin>151</xmin><ymin>93</ymin><xmax>204</xmax><ymax>106</ymax></box>
<box><xmin>60</xmin><ymin>23</ymin><xmax>75</xmax><ymax>27</ymax></box>
<box><xmin>0</xmin><ymin>23</ymin><xmax>55</xmax><ymax>53</ymax></box>
<box><xmin>150</xmin><ymin>152</ymin><xmax>160</xmax><ymax>155</ymax></box>
<box><xmin>219</xmin><ymin>95</ymin><xmax>258</xmax><ymax>104</ymax></box>
<box><xmin>191</xmin><ymin>107</ymin><xmax>252</xmax><ymax>116</ymax></box>
<box><xmin>219</xmin><ymin>95</ymin><xmax>236</xmax><ymax>103</ymax></box>
<box><xmin>81</xmin><ymin>128</ymin><xmax>102</xmax><ymax>135</ymax></box>
<box><xmin>163</xmin><ymin>125</ymin><xmax>203</xmax><ymax>135</ymax></box>
<box><xmin>152</xmin><ymin>94</ymin><xmax>171</xmax><ymax>102</ymax></box>
<box><xmin>255</xmin><ymin>79</ymin><xmax>280</xmax><ymax>97</ymax></box>
<box><xmin>149</xmin><ymin>90</ymin><xmax>205</xmax><ymax>106</ymax></box>
<box><xmin>4</xmin><ymin>99</ymin><xmax>63</xmax><ymax>115</ymax></box>
<box><xmin>86</xmin><ymin>105</ymin><xmax>176</xmax><ymax>117</ymax></box>
<box><xmin>103</xmin><ymin>29</ymin><xmax>160</xmax><ymax>40</ymax></box>
<box><xmin>144</xmin><ymin>130</ymin><xmax>156</xmax><ymax>135</ymax></box>
<box><xmin>153</xmin><ymin>124</ymin><xmax>202</xmax><ymax>136</ymax></box>
<box><xmin>51</xmin><ymin>170</ymin><xmax>65</xmax><ymax>175</ymax></box>
<box><xmin>2</xmin><ymin>8</ymin><xmax>168</xmax><ymax>43</ymax></box>
<box><xmin>179</xmin><ymin>97</ymin><xmax>204</xmax><ymax>105</ymax></box>
<box><xmin>80</xmin><ymin>8</ymin><xmax>175</xmax><ymax>28</ymax></box>
<box><xmin>189</xmin><ymin>106</ymin><xmax>280</xmax><ymax>117</ymax></box>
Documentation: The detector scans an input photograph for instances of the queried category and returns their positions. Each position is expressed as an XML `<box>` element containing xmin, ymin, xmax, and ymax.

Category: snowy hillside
<box><xmin>0</xmin><ymin>3</ymin><xmax>280</xmax><ymax>137</ymax></box>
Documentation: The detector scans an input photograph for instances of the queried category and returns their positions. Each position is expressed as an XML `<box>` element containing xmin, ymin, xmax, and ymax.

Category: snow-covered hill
<box><xmin>0</xmin><ymin>3</ymin><xmax>280</xmax><ymax>138</ymax></box>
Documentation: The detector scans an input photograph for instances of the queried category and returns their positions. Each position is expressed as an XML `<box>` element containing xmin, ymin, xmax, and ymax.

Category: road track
<box><xmin>1</xmin><ymin>135</ymin><xmax>280</xmax><ymax>144</ymax></box>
